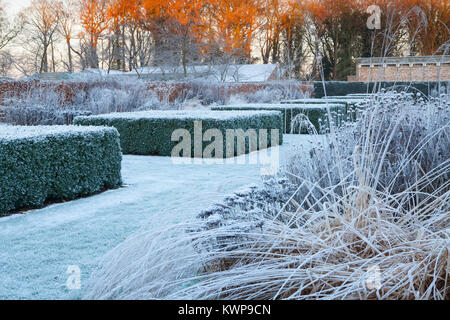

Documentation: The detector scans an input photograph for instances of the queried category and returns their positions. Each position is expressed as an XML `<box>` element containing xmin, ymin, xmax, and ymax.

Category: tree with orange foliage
<box><xmin>13</xmin><ymin>0</ymin><xmax>447</xmax><ymax>78</ymax></box>
<box><xmin>57</xmin><ymin>0</ymin><xmax>79</xmax><ymax>72</ymax></box>
<box><xmin>105</xmin><ymin>0</ymin><xmax>139</xmax><ymax>71</ymax></box>
<box><xmin>79</xmin><ymin>0</ymin><xmax>109</xmax><ymax>68</ymax></box>
<box><xmin>406</xmin><ymin>0</ymin><xmax>449</xmax><ymax>55</ymax></box>
<box><xmin>258</xmin><ymin>0</ymin><xmax>283</xmax><ymax>64</ymax></box>
<box><xmin>143</xmin><ymin>0</ymin><xmax>206</xmax><ymax>76</ymax></box>
<box><xmin>210</xmin><ymin>0</ymin><xmax>262</xmax><ymax>63</ymax></box>
<box><xmin>256</xmin><ymin>0</ymin><xmax>306</xmax><ymax>78</ymax></box>
<box><xmin>281</xmin><ymin>0</ymin><xmax>306</xmax><ymax>78</ymax></box>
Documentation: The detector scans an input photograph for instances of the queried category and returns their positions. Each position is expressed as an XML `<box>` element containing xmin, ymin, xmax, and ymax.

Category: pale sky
<box><xmin>4</xmin><ymin>0</ymin><xmax>31</xmax><ymax>16</ymax></box>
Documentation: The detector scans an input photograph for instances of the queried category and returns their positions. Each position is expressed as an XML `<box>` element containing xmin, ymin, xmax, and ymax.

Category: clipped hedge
<box><xmin>0</xmin><ymin>126</ymin><xmax>122</xmax><ymax>215</ymax></box>
<box><xmin>74</xmin><ymin>110</ymin><xmax>283</xmax><ymax>157</ymax></box>
<box><xmin>313</xmin><ymin>81</ymin><xmax>449</xmax><ymax>98</ymax></box>
<box><xmin>211</xmin><ymin>103</ymin><xmax>347</xmax><ymax>134</ymax></box>
<box><xmin>281</xmin><ymin>98</ymin><xmax>370</xmax><ymax>123</ymax></box>
<box><xmin>322</xmin><ymin>96</ymin><xmax>368</xmax><ymax>100</ymax></box>
<box><xmin>282</xmin><ymin>98</ymin><xmax>353</xmax><ymax>104</ymax></box>
<box><xmin>280</xmin><ymin>97</ymin><xmax>365</xmax><ymax>108</ymax></box>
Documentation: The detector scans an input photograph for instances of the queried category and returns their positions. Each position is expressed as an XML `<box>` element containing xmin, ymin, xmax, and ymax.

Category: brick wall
<box><xmin>356</xmin><ymin>63</ymin><xmax>450</xmax><ymax>82</ymax></box>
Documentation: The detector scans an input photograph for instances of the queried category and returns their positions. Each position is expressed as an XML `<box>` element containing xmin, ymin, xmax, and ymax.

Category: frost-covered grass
<box><xmin>0</xmin><ymin>79</ymin><xmax>308</xmax><ymax>125</ymax></box>
<box><xmin>0</xmin><ymin>135</ymin><xmax>313</xmax><ymax>299</ymax></box>
<box><xmin>1</xmin><ymin>79</ymin><xmax>162</xmax><ymax>125</ymax></box>
<box><xmin>83</xmin><ymin>92</ymin><xmax>449</xmax><ymax>300</ymax></box>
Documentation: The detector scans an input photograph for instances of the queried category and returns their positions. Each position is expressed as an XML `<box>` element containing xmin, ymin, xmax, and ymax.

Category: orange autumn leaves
<box><xmin>305</xmin><ymin>0</ymin><xmax>449</xmax><ymax>55</ymax></box>
<box><xmin>77</xmin><ymin>0</ymin><xmax>302</xmax><ymax>60</ymax></box>
<box><xmin>143</xmin><ymin>0</ymin><xmax>263</xmax><ymax>57</ymax></box>
<box><xmin>78</xmin><ymin>0</ymin><xmax>448</xmax><ymax>60</ymax></box>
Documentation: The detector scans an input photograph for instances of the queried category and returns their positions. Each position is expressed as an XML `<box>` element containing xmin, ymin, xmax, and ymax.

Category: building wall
<box><xmin>355</xmin><ymin>63</ymin><xmax>450</xmax><ymax>82</ymax></box>
<box><xmin>267</xmin><ymin>66</ymin><xmax>279</xmax><ymax>81</ymax></box>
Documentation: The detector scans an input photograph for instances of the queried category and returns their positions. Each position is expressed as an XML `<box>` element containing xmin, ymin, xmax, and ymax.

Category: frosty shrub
<box><xmin>0</xmin><ymin>126</ymin><xmax>122</xmax><ymax>215</ymax></box>
<box><xmin>235</xmin><ymin>84</ymin><xmax>309</xmax><ymax>104</ymax></box>
<box><xmin>84</xmin><ymin>90</ymin><xmax>449</xmax><ymax>300</ymax></box>
<box><xmin>1</xmin><ymin>105</ymin><xmax>92</xmax><ymax>125</ymax></box>
<box><xmin>73</xmin><ymin>80</ymin><xmax>161</xmax><ymax>115</ymax></box>
<box><xmin>0</xmin><ymin>79</ymin><xmax>309</xmax><ymax>125</ymax></box>
<box><xmin>1</xmin><ymin>78</ymin><xmax>163</xmax><ymax>125</ymax></box>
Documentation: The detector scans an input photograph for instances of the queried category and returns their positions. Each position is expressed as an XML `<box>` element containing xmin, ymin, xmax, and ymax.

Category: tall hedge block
<box><xmin>0</xmin><ymin>126</ymin><xmax>122</xmax><ymax>215</ymax></box>
<box><xmin>74</xmin><ymin>110</ymin><xmax>283</xmax><ymax>157</ymax></box>
<box><xmin>211</xmin><ymin>103</ymin><xmax>347</xmax><ymax>133</ymax></box>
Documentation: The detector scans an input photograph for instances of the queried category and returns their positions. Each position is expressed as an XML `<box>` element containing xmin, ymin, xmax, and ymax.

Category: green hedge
<box><xmin>281</xmin><ymin>98</ymin><xmax>359</xmax><ymax>104</ymax></box>
<box><xmin>74</xmin><ymin>110</ymin><xmax>283</xmax><ymax>157</ymax></box>
<box><xmin>0</xmin><ymin>126</ymin><xmax>122</xmax><ymax>215</ymax></box>
<box><xmin>345</xmin><ymin>93</ymin><xmax>374</xmax><ymax>98</ymax></box>
<box><xmin>280</xmin><ymin>98</ymin><xmax>369</xmax><ymax>123</ymax></box>
<box><xmin>313</xmin><ymin>81</ymin><xmax>449</xmax><ymax>98</ymax></box>
<box><xmin>211</xmin><ymin>104</ymin><xmax>347</xmax><ymax>134</ymax></box>
<box><xmin>280</xmin><ymin>98</ymin><xmax>365</xmax><ymax>108</ymax></box>
<box><xmin>322</xmin><ymin>96</ymin><xmax>368</xmax><ymax>100</ymax></box>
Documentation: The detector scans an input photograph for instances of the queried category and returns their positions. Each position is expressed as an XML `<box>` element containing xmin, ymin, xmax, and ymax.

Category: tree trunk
<box><xmin>182</xmin><ymin>30</ymin><xmax>188</xmax><ymax>78</ymax></box>
<box><xmin>41</xmin><ymin>44</ymin><xmax>48</xmax><ymax>73</ymax></box>
<box><xmin>121</xmin><ymin>24</ymin><xmax>126</xmax><ymax>71</ymax></box>
<box><xmin>67</xmin><ymin>40</ymin><xmax>73</xmax><ymax>72</ymax></box>
<box><xmin>51</xmin><ymin>39</ymin><xmax>56</xmax><ymax>72</ymax></box>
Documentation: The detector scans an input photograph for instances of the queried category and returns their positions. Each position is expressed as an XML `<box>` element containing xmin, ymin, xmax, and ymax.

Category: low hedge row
<box><xmin>211</xmin><ymin>103</ymin><xmax>347</xmax><ymax>134</ymax></box>
<box><xmin>322</xmin><ymin>96</ymin><xmax>368</xmax><ymax>100</ymax></box>
<box><xmin>74</xmin><ymin>110</ymin><xmax>283</xmax><ymax>157</ymax></box>
<box><xmin>280</xmin><ymin>97</ymin><xmax>365</xmax><ymax>107</ymax></box>
<box><xmin>313</xmin><ymin>81</ymin><xmax>449</xmax><ymax>98</ymax></box>
<box><xmin>281</xmin><ymin>98</ymin><xmax>371</xmax><ymax>122</ymax></box>
<box><xmin>0</xmin><ymin>126</ymin><xmax>122</xmax><ymax>215</ymax></box>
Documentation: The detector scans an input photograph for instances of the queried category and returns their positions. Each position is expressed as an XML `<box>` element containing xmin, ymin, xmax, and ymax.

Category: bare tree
<box><xmin>57</xmin><ymin>0</ymin><xmax>79</xmax><ymax>72</ymax></box>
<box><xmin>0</xmin><ymin>1</ymin><xmax>23</xmax><ymax>51</ymax></box>
<box><xmin>20</xmin><ymin>0</ymin><xmax>60</xmax><ymax>73</ymax></box>
<box><xmin>0</xmin><ymin>1</ymin><xmax>23</xmax><ymax>76</ymax></box>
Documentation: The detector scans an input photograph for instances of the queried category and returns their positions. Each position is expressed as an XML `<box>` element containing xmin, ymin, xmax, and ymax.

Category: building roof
<box><xmin>127</xmin><ymin>64</ymin><xmax>279</xmax><ymax>82</ymax></box>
